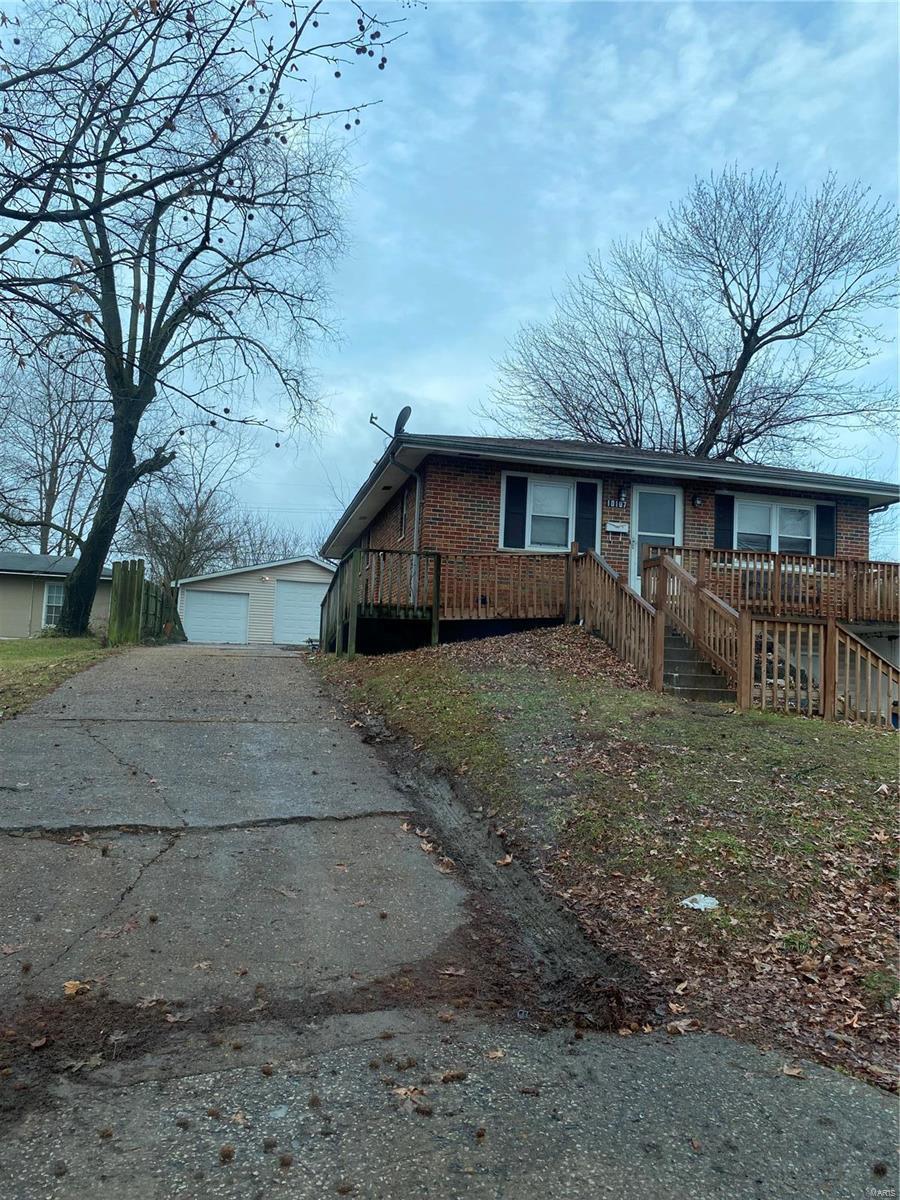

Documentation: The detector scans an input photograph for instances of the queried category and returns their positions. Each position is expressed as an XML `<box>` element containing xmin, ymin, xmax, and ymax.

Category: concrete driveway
<box><xmin>0</xmin><ymin>645</ymin><xmax>896</xmax><ymax>1199</ymax></box>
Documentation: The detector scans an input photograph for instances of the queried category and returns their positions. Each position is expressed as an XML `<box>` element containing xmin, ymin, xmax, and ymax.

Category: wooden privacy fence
<box><xmin>649</xmin><ymin>546</ymin><xmax>899</xmax><ymax>623</ymax></box>
<box><xmin>108</xmin><ymin>559</ymin><xmax>184</xmax><ymax>646</ymax></box>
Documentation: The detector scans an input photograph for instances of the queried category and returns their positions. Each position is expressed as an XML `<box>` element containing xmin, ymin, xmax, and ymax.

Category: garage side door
<box><xmin>182</xmin><ymin>590</ymin><xmax>249</xmax><ymax>644</ymax></box>
<box><xmin>273</xmin><ymin>579</ymin><xmax>328</xmax><ymax>644</ymax></box>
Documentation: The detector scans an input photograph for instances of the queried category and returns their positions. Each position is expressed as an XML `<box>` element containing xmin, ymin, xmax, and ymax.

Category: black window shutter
<box><xmin>714</xmin><ymin>494</ymin><xmax>734</xmax><ymax>549</ymax></box>
<box><xmin>574</xmin><ymin>481</ymin><xmax>598</xmax><ymax>551</ymax></box>
<box><xmin>815</xmin><ymin>505</ymin><xmax>836</xmax><ymax>557</ymax></box>
<box><xmin>503</xmin><ymin>475</ymin><xmax>528</xmax><ymax>548</ymax></box>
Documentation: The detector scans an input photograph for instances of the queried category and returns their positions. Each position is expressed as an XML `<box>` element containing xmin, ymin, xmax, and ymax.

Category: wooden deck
<box><xmin>647</xmin><ymin>546</ymin><xmax>898</xmax><ymax>623</ymax></box>
<box><xmin>320</xmin><ymin>545</ymin><xmax>898</xmax><ymax>727</ymax></box>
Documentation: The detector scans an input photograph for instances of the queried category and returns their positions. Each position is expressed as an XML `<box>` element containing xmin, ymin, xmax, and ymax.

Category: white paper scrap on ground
<box><xmin>680</xmin><ymin>894</ymin><xmax>719</xmax><ymax>911</ymax></box>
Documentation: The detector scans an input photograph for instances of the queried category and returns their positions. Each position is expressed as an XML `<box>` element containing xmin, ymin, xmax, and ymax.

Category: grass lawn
<box><xmin>318</xmin><ymin>625</ymin><xmax>898</xmax><ymax>1087</ymax></box>
<box><xmin>0</xmin><ymin>637</ymin><xmax>113</xmax><ymax>719</ymax></box>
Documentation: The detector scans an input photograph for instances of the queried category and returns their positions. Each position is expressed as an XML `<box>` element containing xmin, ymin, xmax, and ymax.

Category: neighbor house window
<box><xmin>43</xmin><ymin>581</ymin><xmax>65</xmax><ymax>626</ymax></box>
<box><xmin>734</xmin><ymin>499</ymin><xmax>814</xmax><ymax>555</ymax></box>
<box><xmin>501</xmin><ymin>474</ymin><xmax>600</xmax><ymax>552</ymax></box>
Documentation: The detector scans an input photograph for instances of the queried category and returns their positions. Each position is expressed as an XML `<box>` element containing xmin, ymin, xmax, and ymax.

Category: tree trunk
<box><xmin>56</xmin><ymin>406</ymin><xmax>140</xmax><ymax>636</ymax></box>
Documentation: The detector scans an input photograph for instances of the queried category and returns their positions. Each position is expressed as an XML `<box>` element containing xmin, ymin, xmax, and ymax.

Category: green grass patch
<box><xmin>318</xmin><ymin>635</ymin><xmax>896</xmax><ymax>934</ymax></box>
<box><xmin>0</xmin><ymin>637</ymin><xmax>113</xmax><ymax>719</ymax></box>
<box><xmin>317</xmin><ymin>627</ymin><xmax>897</xmax><ymax>1081</ymax></box>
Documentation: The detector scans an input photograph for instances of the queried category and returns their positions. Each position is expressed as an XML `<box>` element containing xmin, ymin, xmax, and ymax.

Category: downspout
<box><xmin>388</xmin><ymin>452</ymin><xmax>423</xmax><ymax>604</ymax></box>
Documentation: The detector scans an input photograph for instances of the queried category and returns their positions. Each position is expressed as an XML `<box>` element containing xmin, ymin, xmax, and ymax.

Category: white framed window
<box><xmin>500</xmin><ymin>473</ymin><xmax>600</xmax><ymax>552</ymax></box>
<box><xmin>399</xmin><ymin>491</ymin><xmax>408</xmax><ymax>540</ymax></box>
<box><xmin>43</xmin><ymin>581</ymin><xmax>65</xmax><ymax>626</ymax></box>
<box><xmin>734</xmin><ymin>498</ymin><xmax>815</xmax><ymax>555</ymax></box>
<box><xmin>528</xmin><ymin>480</ymin><xmax>572</xmax><ymax>549</ymax></box>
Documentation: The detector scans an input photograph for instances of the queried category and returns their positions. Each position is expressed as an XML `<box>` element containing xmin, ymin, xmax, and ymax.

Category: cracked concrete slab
<box><xmin>27</xmin><ymin>644</ymin><xmax>334</xmax><ymax>723</ymax></box>
<box><xmin>0</xmin><ymin>647</ymin><xmax>412</xmax><ymax>830</ymax></box>
<box><xmin>3</xmin><ymin>1013</ymin><xmax>896</xmax><ymax>1200</ymax></box>
<box><xmin>0</xmin><ymin>819</ymin><xmax>466</xmax><ymax>1006</ymax></box>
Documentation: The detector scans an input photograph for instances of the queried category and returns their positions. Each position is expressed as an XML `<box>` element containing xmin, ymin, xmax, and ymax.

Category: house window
<box><xmin>399</xmin><ymin>491</ymin><xmax>407</xmax><ymax>540</ymax></box>
<box><xmin>734</xmin><ymin>499</ymin><xmax>815</xmax><ymax>554</ymax></box>
<box><xmin>501</xmin><ymin>474</ymin><xmax>599</xmax><ymax>552</ymax></box>
<box><xmin>43</xmin><ymin>581</ymin><xmax>65</xmax><ymax>626</ymax></box>
<box><xmin>777</xmin><ymin>506</ymin><xmax>813</xmax><ymax>554</ymax></box>
<box><xmin>529</xmin><ymin>481</ymin><xmax>571</xmax><ymax>548</ymax></box>
<box><xmin>735</xmin><ymin>501</ymin><xmax>772</xmax><ymax>551</ymax></box>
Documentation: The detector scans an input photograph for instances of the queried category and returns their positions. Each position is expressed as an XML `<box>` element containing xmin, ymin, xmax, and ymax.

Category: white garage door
<box><xmin>182</xmin><ymin>590</ymin><xmax>249</xmax><ymax>644</ymax></box>
<box><xmin>273</xmin><ymin>579</ymin><xmax>328</xmax><ymax>644</ymax></box>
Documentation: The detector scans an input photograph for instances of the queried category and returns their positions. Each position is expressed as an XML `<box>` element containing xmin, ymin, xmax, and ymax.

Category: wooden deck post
<box><xmin>346</xmin><ymin>548</ymin><xmax>361</xmax><ymax>658</ymax></box>
<box><xmin>564</xmin><ymin>542</ymin><xmax>579</xmax><ymax>623</ymax></box>
<box><xmin>822</xmin><ymin>616</ymin><xmax>836</xmax><ymax>721</ymax></box>
<box><xmin>772</xmin><ymin>555</ymin><xmax>783</xmax><ymax>618</ymax></box>
<box><xmin>431</xmin><ymin>554</ymin><xmax>441</xmax><ymax>646</ymax></box>
<box><xmin>696</xmin><ymin>549</ymin><xmax>708</xmax><ymax>590</ymax></box>
<box><xmin>737</xmin><ymin>611</ymin><xmax>753</xmax><ymax>710</ymax></box>
<box><xmin>651</xmin><ymin>559</ymin><xmax>667</xmax><ymax>692</ymax></box>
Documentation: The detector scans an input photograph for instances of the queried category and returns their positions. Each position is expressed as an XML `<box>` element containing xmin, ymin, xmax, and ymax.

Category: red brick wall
<box><xmin>361</xmin><ymin>477</ymin><xmax>415</xmax><ymax>551</ymax></box>
<box><xmin>359</xmin><ymin>454</ymin><xmax>872</xmax><ymax>562</ymax></box>
<box><xmin>836</xmin><ymin>496</ymin><xmax>869</xmax><ymax>559</ymax></box>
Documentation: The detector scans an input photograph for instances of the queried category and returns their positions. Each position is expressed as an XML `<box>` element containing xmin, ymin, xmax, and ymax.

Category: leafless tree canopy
<box><xmin>493</xmin><ymin>168</ymin><xmax>898</xmax><ymax>463</ymax></box>
<box><xmin>0</xmin><ymin>359</ymin><xmax>106</xmax><ymax>552</ymax></box>
<box><xmin>0</xmin><ymin>0</ymin><xmax>400</xmax><ymax>631</ymax></box>
<box><xmin>122</xmin><ymin>432</ymin><xmax>314</xmax><ymax>585</ymax></box>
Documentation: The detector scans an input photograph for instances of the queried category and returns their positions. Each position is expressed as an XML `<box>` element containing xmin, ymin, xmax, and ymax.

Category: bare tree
<box><xmin>0</xmin><ymin>0</ymin><xmax>401</xmax><ymax>633</ymax></box>
<box><xmin>493</xmin><ymin>168</ymin><xmax>897</xmax><ymax>463</ymax></box>
<box><xmin>122</xmin><ymin>430</ymin><xmax>320</xmax><ymax>583</ymax></box>
<box><xmin>0</xmin><ymin>358</ymin><xmax>106</xmax><ymax>553</ymax></box>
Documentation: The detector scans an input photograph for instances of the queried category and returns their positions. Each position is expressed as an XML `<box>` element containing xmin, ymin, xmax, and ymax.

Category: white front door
<box><xmin>273</xmin><ymin>579</ymin><xmax>329</xmax><ymax>644</ymax></box>
<box><xmin>630</xmin><ymin>487</ymin><xmax>683</xmax><ymax>592</ymax></box>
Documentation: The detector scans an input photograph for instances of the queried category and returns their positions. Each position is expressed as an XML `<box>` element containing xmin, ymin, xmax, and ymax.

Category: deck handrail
<box><xmin>642</xmin><ymin>553</ymin><xmax>741</xmax><ymax>684</ymax></box>
<box><xmin>571</xmin><ymin>549</ymin><xmax>657</xmax><ymax>682</ymax></box>
<box><xmin>643</xmin><ymin>545</ymin><xmax>898</xmax><ymax>622</ymax></box>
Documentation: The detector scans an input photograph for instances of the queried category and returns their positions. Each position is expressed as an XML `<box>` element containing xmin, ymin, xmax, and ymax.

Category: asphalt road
<box><xmin>0</xmin><ymin>645</ymin><xmax>896</xmax><ymax>1199</ymax></box>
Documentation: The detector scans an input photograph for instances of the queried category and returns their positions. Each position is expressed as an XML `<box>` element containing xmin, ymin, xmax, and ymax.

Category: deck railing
<box><xmin>320</xmin><ymin>548</ymin><xmax>440</xmax><ymax>653</ymax></box>
<box><xmin>321</xmin><ymin>545</ymin><xmax>898</xmax><ymax>727</ymax></box>
<box><xmin>440</xmin><ymin>553</ymin><xmax>567</xmax><ymax>621</ymax></box>
<box><xmin>570</xmin><ymin>550</ymin><xmax>656</xmax><ymax>681</ymax></box>
<box><xmin>646</xmin><ymin>546</ymin><xmax>898</xmax><ymax>622</ymax></box>
<box><xmin>643</xmin><ymin>554</ymin><xmax>741</xmax><ymax>685</ymax></box>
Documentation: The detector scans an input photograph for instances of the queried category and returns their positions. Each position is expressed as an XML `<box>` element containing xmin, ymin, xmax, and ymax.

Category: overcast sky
<box><xmin>239</xmin><ymin>0</ymin><xmax>899</xmax><ymax>547</ymax></box>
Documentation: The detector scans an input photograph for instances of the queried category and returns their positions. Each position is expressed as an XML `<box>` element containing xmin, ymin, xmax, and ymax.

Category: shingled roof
<box><xmin>0</xmin><ymin>552</ymin><xmax>112</xmax><ymax>578</ymax></box>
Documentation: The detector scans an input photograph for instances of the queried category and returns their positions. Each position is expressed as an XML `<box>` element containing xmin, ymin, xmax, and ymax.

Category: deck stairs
<box><xmin>663</xmin><ymin>629</ymin><xmax>736</xmax><ymax>703</ymax></box>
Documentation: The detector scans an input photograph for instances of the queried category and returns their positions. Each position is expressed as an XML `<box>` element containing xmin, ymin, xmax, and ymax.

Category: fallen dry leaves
<box><xmin>321</xmin><ymin>624</ymin><xmax>899</xmax><ymax>1090</ymax></box>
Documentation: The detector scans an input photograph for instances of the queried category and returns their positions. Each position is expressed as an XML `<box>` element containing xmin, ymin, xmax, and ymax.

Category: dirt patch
<box><xmin>1</xmin><ymin>993</ymin><xmax>174</xmax><ymax>1125</ymax></box>
<box><xmin>0</xmin><ymin>890</ymin><xmax>651</xmax><ymax>1131</ymax></box>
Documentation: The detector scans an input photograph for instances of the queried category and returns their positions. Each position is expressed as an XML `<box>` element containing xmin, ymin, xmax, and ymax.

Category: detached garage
<box><xmin>175</xmin><ymin>557</ymin><xmax>334</xmax><ymax>645</ymax></box>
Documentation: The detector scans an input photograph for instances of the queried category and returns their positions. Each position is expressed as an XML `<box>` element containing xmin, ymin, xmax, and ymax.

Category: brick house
<box><xmin>320</xmin><ymin>434</ymin><xmax>899</xmax><ymax>709</ymax></box>
<box><xmin>323</xmin><ymin>434</ymin><xmax>890</xmax><ymax>579</ymax></box>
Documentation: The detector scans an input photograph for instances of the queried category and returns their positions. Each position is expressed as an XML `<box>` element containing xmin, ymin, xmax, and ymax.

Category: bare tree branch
<box><xmin>492</xmin><ymin>167</ymin><xmax>898</xmax><ymax>464</ymax></box>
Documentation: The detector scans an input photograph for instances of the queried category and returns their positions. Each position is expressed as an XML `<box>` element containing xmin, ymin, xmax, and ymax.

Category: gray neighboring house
<box><xmin>0</xmin><ymin>553</ymin><xmax>113</xmax><ymax>638</ymax></box>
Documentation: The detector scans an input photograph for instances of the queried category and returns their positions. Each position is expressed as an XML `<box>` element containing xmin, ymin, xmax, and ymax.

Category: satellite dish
<box><xmin>393</xmin><ymin>405</ymin><xmax>412</xmax><ymax>438</ymax></box>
